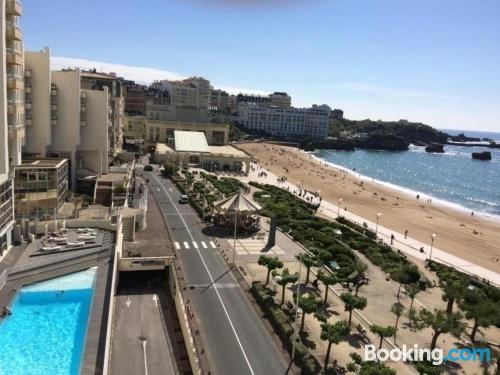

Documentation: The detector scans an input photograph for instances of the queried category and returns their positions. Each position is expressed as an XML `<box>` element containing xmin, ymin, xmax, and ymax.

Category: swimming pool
<box><xmin>0</xmin><ymin>268</ymin><xmax>97</xmax><ymax>375</ymax></box>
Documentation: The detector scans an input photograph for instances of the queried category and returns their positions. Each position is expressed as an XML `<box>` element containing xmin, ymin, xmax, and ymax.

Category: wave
<box><xmin>309</xmin><ymin>150</ymin><xmax>500</xmax><ymax>223</ymax></box>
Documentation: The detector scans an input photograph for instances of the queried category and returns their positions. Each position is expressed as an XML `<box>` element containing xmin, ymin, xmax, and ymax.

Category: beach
<box><xmin>237</xmin><ymin>142</ymin><xmax>500</xmax><ymax>274</ymax></box>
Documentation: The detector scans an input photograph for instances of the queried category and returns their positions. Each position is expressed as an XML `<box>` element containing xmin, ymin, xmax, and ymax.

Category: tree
<box><xmin>370</xmin><ymin>325</ymin><xmax>396</xmax><ymax>350</ymax></box>
<box><xmin>296</xmin><ymin>253</ymin><xmax>322</xmax><ymax>285</ymax></box>
<box><xmin>316</xmin><ymin>269</ymin><xmax>337</xmax><ymax>306</ymax></box>
<box><xmin>391</xmin><ymin>264</ymin><xmax>420</xmax><ymax>302</ymax></box>
<box><xmin>405</xmin><ymin>283</ymin><xmax>420</xmax><ymax>327</ymax></box>
<box><xmin>441</xmin><ymin>277</ymin><xmax>468</xmax><ymax>315</ymax></box>
<box><xmin>348</xmin><ymin>352</ymin><xmax>396</xmax><ymax>375</ymax></box>
<box><xmin>415</xmin><ymin>309</ymin><xmax>465</xmax><ymax>350</ymax></box>
<box><xmin>391</xmin><ymin>302</ymin><xmax>405</xmax><ymax>343</ymax></box>
<box><xmin>340</xmin><ymin>292</ymin><xmax>367</xmax><ymax>327</ymax></box>
<box><xmin>320</xmin><ymin>320</ymin><xmax>350</xmax><ymax>371</ymax></box>
<box><xmin>353</xmin><ymin>260</ymin><xmax>368</xmax><ymax>296</ymax></box>
<box><xmin>258</xmin><ymin>255</ymin><xmax>283</xmax><ymax>286</ymax></box>
<box><xmin>460</xmin><ymin>289</ymin><xmax>500</xmax><ymax>342</ymax></box>
<box><xmin>275</xmin><ymin>268</ymin><xmax>299</xmax><ymax>305</ymax></box>
<box><xmin>298</xmin><ymin>294</ymin><xmax>319</xmax><ymax>331</ymax></box>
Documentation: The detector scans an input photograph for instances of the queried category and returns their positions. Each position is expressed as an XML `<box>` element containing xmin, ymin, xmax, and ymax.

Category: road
<box><xmin>144</xmin><ymin>167</ymin><xmax>289</xmax><ymax>375</ymax></box>
<box><xmin>110</xmin><ymin>271</ymin><xmax>178</xmax><ymax>375</ymax></box>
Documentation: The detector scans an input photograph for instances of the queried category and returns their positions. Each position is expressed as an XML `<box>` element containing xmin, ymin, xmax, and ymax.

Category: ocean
<box><xmin>315</xmin><ymin>130</ymin><xmax>500</xmax><ymax>218</ymax></box>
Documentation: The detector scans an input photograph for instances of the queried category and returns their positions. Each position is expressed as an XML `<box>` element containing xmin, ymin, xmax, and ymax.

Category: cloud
<box><xmin>327</xmin><ymin>82</ymin><xmax>433</xmax><ymax>98</ymax></box>
<box><xmin>51</xmin><ymin>56</ymin><xmax>270</xmax><ymax>96</ymax></box>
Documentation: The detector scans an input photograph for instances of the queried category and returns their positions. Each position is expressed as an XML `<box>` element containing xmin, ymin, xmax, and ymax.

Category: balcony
<box><xmin>24</xmin><ymin>101</ymin><xmax>32</xmax><ymax>110</ymax></box>
<box><xmin>51</xmin><ymin>119</ymin><xmax>58</xmax><ymax>126</ymax></box>
<box><xmin>24</xmin><ymin>68</ymin><xmax>31</xmax><ymax>78</ymax></box>
<box><xmin>6</xmin><ymin>0</ymin><xmax>22</xmax><ymax>16</ymax></box>
<box><xmin>80</xmin><ymin>120</ymin><xmax>86</xmax><ymax>127</ymax></box>
<box><xmin>6</xmin><ymin>22</ymin><xmax>22</xmax><ymax>41</ymax></box>
<box><xmin>25</xmin><ymin>86</ymin><xmax>31</xmax><ymax>93</ymax></box>
<box><xmin>25</xmin><ymin>118</ymin><xmax>32</xmax><ymax>126</ymax></box>
<box><xmin>6</xmin><ymin>48</ymin><xmax>23</xmax><ymax>65</ymax></box>
<box><xmin>7</xmin><ymin>75</ymin><xmax>23</xmax><ymax>90</ymax></box>
<box><xmin>51</xmin><ymin>103</ymin><xmax>57</xmax><ymax>111</ymax></box>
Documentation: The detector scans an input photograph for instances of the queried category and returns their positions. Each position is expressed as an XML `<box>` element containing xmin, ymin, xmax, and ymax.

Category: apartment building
<box><xmin>148</xmin><ymin>77</ymin><xmax>211</xmax><ymax>123</ymax></box>
<box><xmin>235</xmin><ymin>91</ymin><xmax>291</xmax><ymax>108</ymax></box>
<box><xmin>81</xmin><ymin>70</ymin><xmax>124</xmax><ymax>156</ymax></box>
<box><xmin>23</xmin><ymin>51</ymin><xmax>109</xmax><ymax>190</ymax></box>
<box><xmin>209</xmin><ymin>89</ymin><xmax>230</xmax><ymax>113</ymax></box>
<box><xmin>238</xmin><ymin>103</ymin><xmax>331</xmax><ymax>139</ymax></box>
<box><xmin>123</xmin><ymin>80</ymin><xmax>147</xmax><ymax>115</ymax></box>
<box><xmin>0</xmin><ymin>0</ymin><xmax>24</xmax><ymax>253</ymax></box>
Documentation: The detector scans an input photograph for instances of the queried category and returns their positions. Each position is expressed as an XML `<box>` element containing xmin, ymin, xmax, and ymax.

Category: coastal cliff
<box><xmin>355</xmin><ymin>132</ymin><xmax>409</xmax><ymax>151</ymax></box>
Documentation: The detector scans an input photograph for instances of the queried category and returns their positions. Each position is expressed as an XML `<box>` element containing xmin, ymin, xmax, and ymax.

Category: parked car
<box><xmin>143</xmin><ymin>165</ymin><xmax>153</xmax><ymax>171</ymax></box>
<box><xmin>179</xmin><ymin>194</ymin><xmax>189</xmax><ymax>204</ymax></box>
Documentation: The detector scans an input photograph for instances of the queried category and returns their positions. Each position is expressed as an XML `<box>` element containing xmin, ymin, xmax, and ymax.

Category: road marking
<box><xmin>201</xmin><ymin>241</ymin><xmax>208</xmax><ymax>249</ymax></box>
<box><xmin>142</xmin><ymin>339</ymin><xmax>148</xmax><ymax>375</ymax></box>
<box><xmin>168</xmin><ymin>188</ymin><xmax>173</xmax><ymax>192</ymax></box>
<box><xmin>125</xmin><ymin>297</ymin><xmax>132</xmax><ymax>308</ymax></box>
<box><xmin>192</xmin><ymin>241</ymin><xmax>199</xmax><ymax>249</ymax></box>
<box><xmin>175</xmin><ymin>242</ymin><xmax>181</xmax><ymax>250</ymax></box>
<box><xmin>151</xmin><ymin>173</ymin><xmax>255</xmax><ymax>375</ymax></box>
<box><xmin>210</xmin><ymin>241</ymin><xmax>217</xmax><ymax>249</ymax></box>
<box><xmin>152</xmin><ymin>294</ymin><xmax>158</xmax><ymax>307</ymax></box>
<box><xmin>183</xmin><ymin>241</ymin><xmax>190</xmax><ymax>249</ymax></box>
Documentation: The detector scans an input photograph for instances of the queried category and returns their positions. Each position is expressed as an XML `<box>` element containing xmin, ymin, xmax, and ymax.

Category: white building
<box><xmin>238</xmin><ymin>103</ymin><xmax>331</xmax><ymax>139</ymax></box>
<box><xmin>0</xmin><ymin>0</ymin><xmax>24</xmax><ymax>253</ymax></box>
<box><xmin>24</xmin><ymin>49</ymin><xmax>109</xmax><ymax>190</ymax></box>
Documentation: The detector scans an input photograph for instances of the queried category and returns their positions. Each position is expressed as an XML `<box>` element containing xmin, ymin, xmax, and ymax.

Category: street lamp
<box><xmin>375</xmin><ymin>212</ymin><xmax>382</xmax><ymax>236</ymax></box>
<box><xmin>337</xmin><ymin>198</ymin><xmax>343</xmax><ymax>217</ymax></box>
<box><xmin>429</xmin><ymin>233</ymin><xmax>438</xmax><ymax>261</ymax></box>
<box><xmin>232</xmin><ymin>208</ymin><xmax>239</xmax><ymax>266</ymax></box>
<box><xmin>292</xmin><ymin>254</ymin><xmax>303</xmax><ymax>360</ymax></box>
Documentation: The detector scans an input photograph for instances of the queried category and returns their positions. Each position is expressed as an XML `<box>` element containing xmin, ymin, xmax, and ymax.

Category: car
<box><xmin>143</xmin><ymin>165</ymin><xmax>153</xmax><ymax>171</ymax></box>
<box><xmin>179</xmin><ymin>194</ymin><xmax>189</xmax><ymax>204</ymax></box>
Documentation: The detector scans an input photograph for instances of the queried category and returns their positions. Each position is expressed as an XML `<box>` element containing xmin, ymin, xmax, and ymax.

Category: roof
<box><xmin>207</xmin><ymin>145</ymin><xmax>249</xmax><ymax>158</ymax></box>
<box><xmin>174</xmin><ymin>131</ymin><xmax>210</xmax><ymax>153</ymax></box>
<box><xmin>214</xmin><ymin>193</ymin><xmax>261</xmax><ymax>213</ymax></box>
<box><xmin>16</xmin><ymin>159</ymin><xmax>67</xmax><ymax>169</ymax></box>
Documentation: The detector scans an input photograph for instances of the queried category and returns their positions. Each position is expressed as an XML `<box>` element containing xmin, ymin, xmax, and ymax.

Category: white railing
<box><xmin>0</xmin><ymin>269</ymin><xmax>9</xmax><ymax>290</ymax></box>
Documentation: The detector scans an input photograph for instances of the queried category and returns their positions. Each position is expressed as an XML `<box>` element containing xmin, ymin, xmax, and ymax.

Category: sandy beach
<box><xmin>237</xmin><ymin>142</ymin><xmax>500</xmax><ymax>274</ymax></box>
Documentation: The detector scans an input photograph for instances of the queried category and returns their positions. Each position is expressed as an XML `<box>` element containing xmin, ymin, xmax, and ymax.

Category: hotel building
<box><xmin>0</xmin><ymin>0</ymin><xmax>24</xmax><ymax>252</ymax></box>
<box><xmin>238</xmin><ymin>103</ymin><xmax>331</xmax><ymax>139</ymax></box>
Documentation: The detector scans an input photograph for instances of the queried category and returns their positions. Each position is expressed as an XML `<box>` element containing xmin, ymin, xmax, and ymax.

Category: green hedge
<box><xmin>251</xmin><ymin>281</ymin><xmax>321</xmax><ymax>374</ymax></box>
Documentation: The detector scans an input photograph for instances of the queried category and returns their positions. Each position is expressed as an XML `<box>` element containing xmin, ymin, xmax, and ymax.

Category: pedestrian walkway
<box><xmin>240</xmin><ymin>162</ymin><xmax>500</xmax><ymax>286</ymax></box>
<box><xmin>174</xmin><ymin>240</ymin><xmax>218</xmax><ymax>250</ymax></box>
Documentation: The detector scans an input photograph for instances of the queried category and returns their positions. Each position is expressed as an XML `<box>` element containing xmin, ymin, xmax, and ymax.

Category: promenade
<box><xmin>241</xmin><ymin>162</ymin><xmax>500</xmax><ymax>286</ymax></box>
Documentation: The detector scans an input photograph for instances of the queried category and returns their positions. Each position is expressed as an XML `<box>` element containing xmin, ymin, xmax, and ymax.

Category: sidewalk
<box><xmin>240</xmin><ymin>163</ymin><xmax>500</xmax><ymax>286</ymax></box>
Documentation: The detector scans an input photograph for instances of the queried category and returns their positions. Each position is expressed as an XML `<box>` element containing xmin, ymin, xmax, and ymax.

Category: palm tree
<box><xmin>340</xmin><ymin>292</ymin><xmax>367</xmax><ymax>327</ymax></box>
<box><xmin>296</xmin><ymin>253</ymin><xmax>322</xmax><ymax>285</ymax></box>
<box><xmin>258</xmin><ymin>255</ymin><xmax>283</xmax><ymax>286</ymax></box>
<box><xmin>316</xmin><ymin>269</ymin><xmax>337</xmax><ymax>306</ymax></box>
<box><xmin>275</xmin><ymin>268</ymin><xmax>299</xmax><ymax>305</ymax></box>
<box><xmin>391</xmin><ymin>302</ymin><xmax>405</xmax><ymax>343</ymax></box>
<box><xmin>320</xmin><ymin>320</ymin><xmax>350</xmax><ymax>371</ymax></box>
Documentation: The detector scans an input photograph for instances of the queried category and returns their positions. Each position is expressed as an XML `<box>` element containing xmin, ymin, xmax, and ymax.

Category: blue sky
<box><xmin>23</xmin><ymin>0</ymin><xmax>500</xmax><ymax>132</ymax></box>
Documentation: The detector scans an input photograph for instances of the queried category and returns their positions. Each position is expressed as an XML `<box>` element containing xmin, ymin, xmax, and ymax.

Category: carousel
<box><xmin>213</xmin><ymin>192</ymin><xmax>261</xmax><ymax>233</ymax></box>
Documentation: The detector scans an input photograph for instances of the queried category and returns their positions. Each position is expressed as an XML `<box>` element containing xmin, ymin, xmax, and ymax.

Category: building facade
<box><xmin>14</xmin><ymin>158</ymin><xmax>68</xmax><ymax>221</ymax></box>
<box><xmin>0</xmin><ymin>0</ymin><xmax>24</xmax><ymax>253</ymax></box>
<box><xmin>238</xmin><ymin>103</ymin><xmax>331</xmax><ymax>139</ymax></box>
<box><xmin>123</xmin><ymin>80</ymin><xmax>147</xmax><ymax>115</ymax></box>
<box><xmin>123</xmin><ymin>115</ymin><xmax>145</xmax><ymax>139</ymax></box>
<box><xmin>23</xmin><ymin>56</ymin><xmax>109</xmax><ymax>190</ymax></box>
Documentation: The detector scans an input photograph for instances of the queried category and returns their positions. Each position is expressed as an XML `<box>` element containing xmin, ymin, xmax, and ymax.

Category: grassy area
<box><xmin>202</xmin><ymin>173</ymin><xmax>244</xmax><ymax>196</ymax></box>
<box><xmin>251</xmin><ymin>182</ymin><xmax>427</xmax><ymax>286</ymax></box>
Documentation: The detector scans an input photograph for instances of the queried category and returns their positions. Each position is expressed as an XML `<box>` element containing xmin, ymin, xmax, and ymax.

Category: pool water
<box><xmin>0</xmin><ymin>268</ymin><xmax>97</xmax><ymax>375</ymax></box>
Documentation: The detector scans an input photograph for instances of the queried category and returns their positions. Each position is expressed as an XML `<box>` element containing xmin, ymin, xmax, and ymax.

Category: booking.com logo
<box><xmin>365</xmin><ymin>344</ymin><xmax>491</xmax><ymax>365</ymax></box>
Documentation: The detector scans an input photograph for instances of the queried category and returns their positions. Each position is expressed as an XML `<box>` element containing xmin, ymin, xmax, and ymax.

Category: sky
<box><xmin>22</xmin><ymin>0</ymin><xmax>500</xmax><ymax>132</ymax></box>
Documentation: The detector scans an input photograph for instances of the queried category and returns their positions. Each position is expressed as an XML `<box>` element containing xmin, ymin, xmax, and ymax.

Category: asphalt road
<box><xmin>144</xmin><ymin>167</ymin><xmax>289</xmax><ymax>375</ymax></box>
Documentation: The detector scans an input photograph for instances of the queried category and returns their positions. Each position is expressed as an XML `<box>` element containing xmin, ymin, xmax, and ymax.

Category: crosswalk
<box><xmin>174</xmin><ymin>240</ymin><xmax>217</xmax><ymax>250</ymax></box>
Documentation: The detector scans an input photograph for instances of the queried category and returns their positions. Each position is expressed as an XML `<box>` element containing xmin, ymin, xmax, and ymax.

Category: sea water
<box><xmin>315</xmin><ymin>131</ymin><xmax>500</xmax><ymax>218</ymax></box>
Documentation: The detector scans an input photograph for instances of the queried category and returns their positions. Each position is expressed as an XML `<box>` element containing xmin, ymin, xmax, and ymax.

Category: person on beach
<box><xmin>391</xmin><ymin>234</ymin><xmax>395</xmax><ymax>245</ymax></box>
<box><xmin>404</xmin><ymin>229</ymin><xmax>408</xmax><ymax>239</ymax></box>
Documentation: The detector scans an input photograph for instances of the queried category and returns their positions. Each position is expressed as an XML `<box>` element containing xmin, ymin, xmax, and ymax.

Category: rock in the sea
<box><xmin>472</xmin><ymin>151</ymin><xmax>492</xmax><ymax>161</ymax></box>
<box><xmin>425</xmin><ymin>143</ymin><xmax>445</xmax><ymax>153</ymax></box>
<box><xmin>357</xmin><ymin>133</ymin><xmax>409</xmax><ymax>151</ymax></box>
